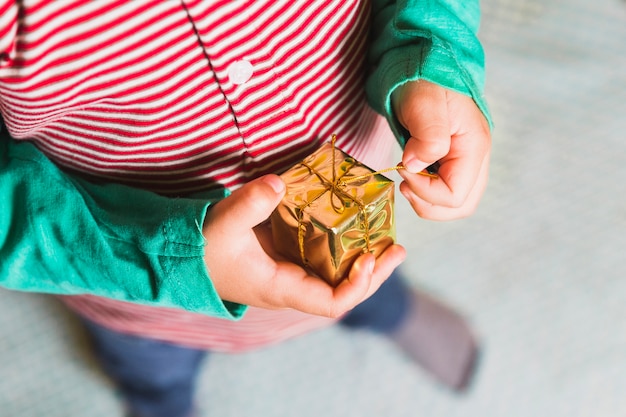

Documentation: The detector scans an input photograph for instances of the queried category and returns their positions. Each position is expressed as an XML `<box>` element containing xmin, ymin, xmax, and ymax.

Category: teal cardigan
<box><xmin>0</xmin><ymin>0</ymin><xmax>491</xmax><ymax>320</ymax></box>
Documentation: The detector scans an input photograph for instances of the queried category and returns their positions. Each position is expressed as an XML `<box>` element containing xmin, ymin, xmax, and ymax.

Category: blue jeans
<box><xmin>83</xmin><ymin>320</ymin><xmax>207</xmax><ymax>417</ymax></box>
<box><xmin>83</xmin><ymin>271</ymin><xmax>411</xmax><ymax>417</ymax></box>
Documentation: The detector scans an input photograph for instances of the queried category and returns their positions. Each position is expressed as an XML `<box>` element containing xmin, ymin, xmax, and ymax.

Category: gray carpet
<box><xmin>1</xmin><ymin>0</ymin><xmax>625</xmax><ymax>415</ymax></box>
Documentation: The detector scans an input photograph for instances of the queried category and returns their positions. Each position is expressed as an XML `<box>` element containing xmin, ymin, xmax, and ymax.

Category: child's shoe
<box><xmin>388</xmin><ymin>290</ymin><xmax>480</xmax><ymax>391</ymax></box>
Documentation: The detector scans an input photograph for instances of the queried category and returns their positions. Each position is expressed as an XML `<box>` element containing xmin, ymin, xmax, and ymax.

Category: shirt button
<box><xmin>227</xmin><ymin>60</ymin><xmax>254</xmax><ymax>85</ymax></box>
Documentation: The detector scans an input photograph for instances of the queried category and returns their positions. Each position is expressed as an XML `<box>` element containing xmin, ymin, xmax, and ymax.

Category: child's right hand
<box><xmin>202</xmin><ymin>174</ymin><xmax>406</xmax><ymax>318</ymax></box>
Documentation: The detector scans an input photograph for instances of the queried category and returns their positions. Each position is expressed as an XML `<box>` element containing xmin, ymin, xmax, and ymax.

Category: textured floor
<box><xmin>1</xmin><ymin>0</ymin><xmax>626</xmax><ymax>416</ymax></box>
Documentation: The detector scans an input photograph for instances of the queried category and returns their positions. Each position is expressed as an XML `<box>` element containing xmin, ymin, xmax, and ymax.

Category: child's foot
<box><xmin>388</xmin><ymin>290</ymin><xmax>480</xmax><ymax>391</ymax></box>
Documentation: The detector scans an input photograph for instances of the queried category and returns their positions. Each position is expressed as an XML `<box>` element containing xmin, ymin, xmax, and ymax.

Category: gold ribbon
<box><xmin>294</xmin><ymin>134</ymin><xmax>437</xmax><ymax>267</ymax></box>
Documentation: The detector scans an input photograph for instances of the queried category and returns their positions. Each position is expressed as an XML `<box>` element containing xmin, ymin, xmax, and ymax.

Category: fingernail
<box><xmin>403</xmin><ymin>158</ymin><xmax>428</xmax><ymax>174</ymax></box>
<box><xmin>263</xmin><ymin>175</ymin><xmax>285</xmax><ymax>194</ymax></box>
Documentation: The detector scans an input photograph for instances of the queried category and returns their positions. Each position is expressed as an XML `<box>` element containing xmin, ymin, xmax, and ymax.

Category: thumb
<box><xmin>214</xmin><ymin>174</ymin><xmax>286</xmax><ymax>230</ymax></box>
<box><xmin>397</xmin><ymin>81</ymin><xmax>452</xmax><ymax>174</ymax></box>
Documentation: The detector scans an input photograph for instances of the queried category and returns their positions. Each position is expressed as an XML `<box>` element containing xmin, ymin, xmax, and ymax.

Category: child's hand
<box><xmin>393</xmin><ymin>80</ymin><xmax>491</xmax><ymax>221</ymax></box>
<box><xmin>202</xmin><ymin>175</ymin><xmax>406</xmax><ymax>318</ymax></box>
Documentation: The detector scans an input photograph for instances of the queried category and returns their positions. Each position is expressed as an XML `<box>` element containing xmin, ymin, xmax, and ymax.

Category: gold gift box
<box><xmin>270</xmin><ymin>141</ymin><xmax>395</xmax><ymax>286</ymax></box>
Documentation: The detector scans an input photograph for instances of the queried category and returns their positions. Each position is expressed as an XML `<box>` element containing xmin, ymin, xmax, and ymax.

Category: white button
<box><xmin>227</xmin><ymin>60</ymin><xmax>254</xmax><ymax>85</ymax></box>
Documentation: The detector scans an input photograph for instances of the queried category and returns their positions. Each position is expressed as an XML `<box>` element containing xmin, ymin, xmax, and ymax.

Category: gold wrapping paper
<box><xmin>270</xmin><ymin>141</ymin><xmax>395</xmax><ymax>286</ymax></box>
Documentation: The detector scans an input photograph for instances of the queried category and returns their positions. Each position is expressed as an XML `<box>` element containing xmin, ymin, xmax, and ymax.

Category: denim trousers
<box><xmin>83</xmin><ymin>271</ymin><xmax>411</xmax><ymax>417</ymax></box>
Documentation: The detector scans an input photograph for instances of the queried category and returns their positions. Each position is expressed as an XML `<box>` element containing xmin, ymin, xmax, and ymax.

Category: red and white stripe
<box><xmin>1</xmin><ymin>0</ymin><xmax>397</xmax><ymax>351</ymax></box>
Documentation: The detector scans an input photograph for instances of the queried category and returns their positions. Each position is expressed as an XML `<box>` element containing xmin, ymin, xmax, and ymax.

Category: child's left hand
<box><xmin>392</xmin><ymin>80</ymin><xmax>491</xmax><ymax>221</ymax></box>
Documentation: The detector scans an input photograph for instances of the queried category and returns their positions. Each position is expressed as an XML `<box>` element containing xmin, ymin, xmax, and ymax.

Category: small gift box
<box><xmin>270</xmin><ymin>139</ymin><xmax>396</xmax><ymax>286</ymax></box>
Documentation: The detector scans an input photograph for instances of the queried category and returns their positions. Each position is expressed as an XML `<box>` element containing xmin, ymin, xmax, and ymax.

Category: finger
<box><xmin>400</xmin><ymin>152</ymin><xmax>490</xmax><ymax>220</ymax></box>
<box><xmin>269</xmin><ymin>244</ymin><xmax>406</xmax><ymax>318</ymax></box>
<box><xmin>330</xmin><ymin>253</ymin><xmax>377</xmax><ymax>316</ymax></box>
<box><xmin>360</xmin><ymin>244</ymin><xmax>407</xmax><ymax>300</ymax></box>
<box><xmin>330</xmin><ymin>244</ymin><xmax>406</xmax><ymax>317</ymax></box>
<box><xmin>399</xmin><ymin>146</ymin><xmax>481</xmax><ymax>208</ymax></box>
<box><xmin>398</xmin><ymin>82</ymin><xmax>451</xmax><ymax>174</ymax></box>
<box><xmin>211</xmin><ymin>174</ymin><xmax>285</xmax><ymax>231</ymax></box>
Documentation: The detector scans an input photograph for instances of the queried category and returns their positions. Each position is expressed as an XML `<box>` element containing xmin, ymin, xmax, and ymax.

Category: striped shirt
<box><xmin>1</xmin><ymin>0</ymin><xmax>397</xmax><ymax>351</ymax></box>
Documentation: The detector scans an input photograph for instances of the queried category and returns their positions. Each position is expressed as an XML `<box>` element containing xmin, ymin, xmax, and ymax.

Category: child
<box><xmin>0</xmin><ymin>1</ymin><xmax>491</xmax><ymax>416</ymax></box>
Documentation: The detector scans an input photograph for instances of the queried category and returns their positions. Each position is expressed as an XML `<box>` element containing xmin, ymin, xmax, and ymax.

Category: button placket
<box><xmin>179</xmin><ymin>0</ymin><xmax>246</xmax><ymax>139</ymax></box>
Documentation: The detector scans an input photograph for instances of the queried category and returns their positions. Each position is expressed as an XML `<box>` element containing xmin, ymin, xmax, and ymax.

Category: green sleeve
<box><xmin>0</xmin><ymin>131</ymin><xmax>246</xmax><ymax>320</ymax></box>
<box><xmin>366</xmin><ymin>0</ymin><xmax>493</xmax><ymax>145</ymax></box>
